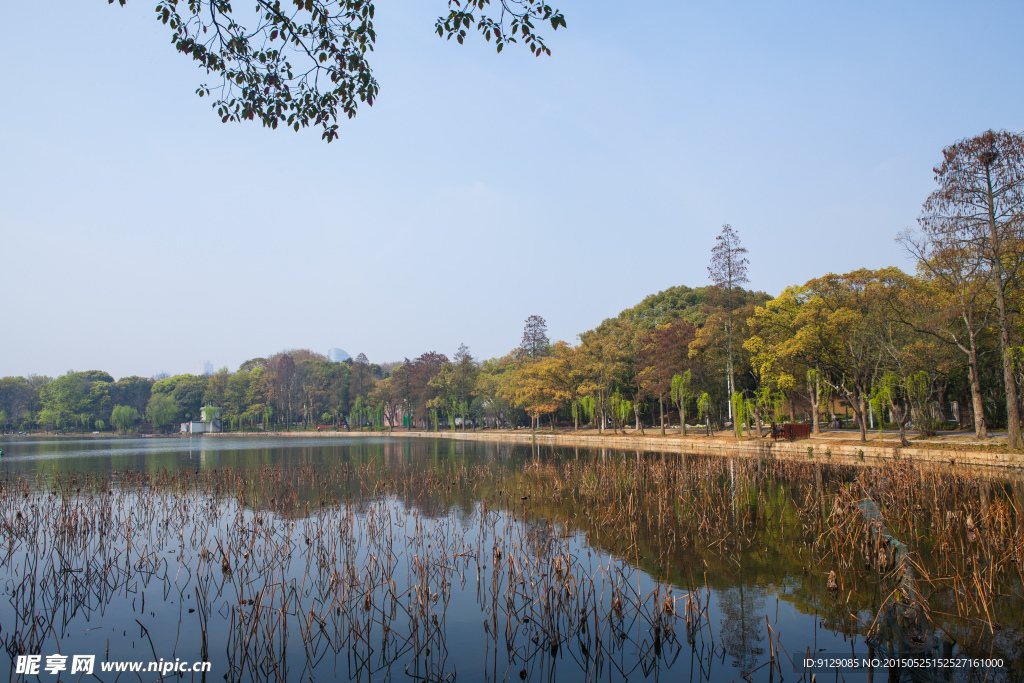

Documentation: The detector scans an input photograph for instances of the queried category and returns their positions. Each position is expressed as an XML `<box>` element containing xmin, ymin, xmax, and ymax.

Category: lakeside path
<box><xmin>202</xmin><ymin>428</ymin><xmax>1024</xmax><ymax>470</ymax></box>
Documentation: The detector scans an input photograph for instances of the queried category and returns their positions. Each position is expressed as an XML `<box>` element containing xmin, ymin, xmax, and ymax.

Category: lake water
<box><xmin>1</xmin><ymin>436</ymin><xmax>1019</xmax><ymax>682</ymax></box>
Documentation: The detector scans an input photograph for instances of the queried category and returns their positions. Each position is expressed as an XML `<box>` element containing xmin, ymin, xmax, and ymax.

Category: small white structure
<box><xmin>181</xmin><ymin>406</ymin><xmax>222</xmax><ymax>434</ymax></box>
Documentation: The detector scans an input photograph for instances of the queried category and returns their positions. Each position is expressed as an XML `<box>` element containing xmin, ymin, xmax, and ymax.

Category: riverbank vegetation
<box><xmin>2</xmin><ymin>130</ymin><xmax>1023</xmax><ymax>447</ymax></box>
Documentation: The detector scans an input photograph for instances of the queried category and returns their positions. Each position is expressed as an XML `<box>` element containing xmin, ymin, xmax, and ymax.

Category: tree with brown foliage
<box><xmin>638</xmin><ymin>321</ymin><xmax>696</xmax><ymax>434</ymax></box>
<box><xmin>409</xmin><ymin>352</ymin><xmax>449</xmax><ymax>429</ymax></box>
<box><xmin>919</xmin><ymin>130</ymin><xmax>1024</xmax><ymax>448</ymax></box>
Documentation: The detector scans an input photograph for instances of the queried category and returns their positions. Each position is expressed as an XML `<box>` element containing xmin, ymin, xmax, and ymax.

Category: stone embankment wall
<box><xmin>204</xmin><ymin>430</ymin><xmax>1024</xmax><ymax>470</ymax></box>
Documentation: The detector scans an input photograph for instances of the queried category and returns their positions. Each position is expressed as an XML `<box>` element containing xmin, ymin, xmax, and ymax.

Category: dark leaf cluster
<box><xmin>110</xmin><ymin>0</ymin><xmax>564</xmax><ymax>141</ymax></box>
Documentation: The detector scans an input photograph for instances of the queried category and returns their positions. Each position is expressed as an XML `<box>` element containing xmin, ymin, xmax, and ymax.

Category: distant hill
<box><xmin>596</xmin><ymin>285</ymin><xmax>772</xmax><ymax>332</ymax></box>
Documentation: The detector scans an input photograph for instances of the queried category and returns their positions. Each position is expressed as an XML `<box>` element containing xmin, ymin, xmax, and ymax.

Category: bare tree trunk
<box><xmin>810</xmin><ymin>372</ymin><xmax>821</xmax><ymax>435</ymax></box>
<box><xmin>994</xmin><ymin>279</ymin><xmax>1021</xmax><ymax>447</ymax></box>
<box><xmin>986</xmin><ymin>167</ymin><xmax>1022</xmax><ymax>449</ymax></box>
<box><xmin>857</xmin><ymin>394</ymin><xmax>868</xmax><ymax>442</ymax></box>
<box><xmin>844</xmin><ymin>389</ymin><xmax>868</xmax><ymax>442</ymax></box>
<box><xmin>659</xmin><ymin>395</ymin><xmax>665</xmax><ymax>436</ymax></box>
<box><xmin>958</xmin><ymin>348</ymin><xmax>983</xmax><ymax>438</ymax></box>
<box><xmin>888</xmin><ymin>398</ymin><xmax>911</xmax><ymax>447</ymax></box>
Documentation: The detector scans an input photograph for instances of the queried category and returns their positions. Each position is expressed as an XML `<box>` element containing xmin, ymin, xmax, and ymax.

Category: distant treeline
<box><xmin>0</xmin><ymin>272</ymin><xmax>1018</xmax><ymax>445</ymax></box>
<box><xmin>2</xmin><ymin>130</ymin><xmax>1023</xmax><ymax>446</ymax></box>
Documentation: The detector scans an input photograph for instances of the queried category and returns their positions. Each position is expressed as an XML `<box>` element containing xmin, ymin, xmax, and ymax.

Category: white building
<box><xmin>328</xmin><ymin>348</ymin><xmax>350</xmax><ymax>362</ymax></box>
<box><xmin>180</xmin><ymin>405</ymin><xmax>222</xmax><ymax>434</ymax></box>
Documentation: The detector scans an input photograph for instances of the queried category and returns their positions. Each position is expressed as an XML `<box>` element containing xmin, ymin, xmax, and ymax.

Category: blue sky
<box><xmin>2</xmin><ymin>1</ymin><xmax>1021</xmax><ymax>378</ymax></box>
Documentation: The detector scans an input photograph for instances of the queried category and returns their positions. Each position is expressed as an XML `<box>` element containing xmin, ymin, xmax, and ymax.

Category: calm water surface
<box><xmin>0</xmin><ymin>436</ymin><xmax>1018</xmax><ymax>682</ymax></box>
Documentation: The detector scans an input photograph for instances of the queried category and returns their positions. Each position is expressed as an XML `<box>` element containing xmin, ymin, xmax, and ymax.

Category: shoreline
<box><xmin>6</xmin><ymin>428</ymin><xmax>1021</xmax><ymax>470</ymax></box>
<box><xmin>197</xmin><ymin>428</ymin><xmax>1024</xmax><ymax>470</ymax></box>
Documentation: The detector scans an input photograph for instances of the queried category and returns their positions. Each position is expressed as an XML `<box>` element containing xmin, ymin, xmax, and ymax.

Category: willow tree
<box><xmin>708</xmin><ymin>224</ymin><xmax>750</xmax><ymax>437</ymax></box>
<box><xmin>920</xmin><ymin>130</ymin><xmax>1024</xmax><ymax>449</ymax></box>
<box><xmin>670</xmin><ymin>370</ymin><xmax>693</xmax><ymax>436</ymax></box>
<box><xmin>110</xmin><ymin>405</ymin><xmax>139</xmax><ymax>434</ymax></box>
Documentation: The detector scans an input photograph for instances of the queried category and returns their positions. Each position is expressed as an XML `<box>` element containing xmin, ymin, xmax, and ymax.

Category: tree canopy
<box><xmin>111</xmin><ymin>0</ymin><xmax>566</xmax><ymax>141</ymax></box>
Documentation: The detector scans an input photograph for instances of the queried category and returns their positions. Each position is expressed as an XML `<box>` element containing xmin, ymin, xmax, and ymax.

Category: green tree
<box><xmin>871</xmin><ymin>372</ymin><xmax>913</xmax><ymax>447</ymax></box>
<box><xmin>0</xmin><ymin>377</ymin><xmax>36</xmax><ymax>431</ymax></box>
<box><xmin>697</xmin><ymin>391</ymin><xmax>713</xmax><ymax>435</ymax></box>
<box><xmin>796</xmin><ymin>268</ymin><xmax>912</xmax><ymax>442</ymax></box>
<box><xmin>224</xmin><ymin>370</ymin><xmax>255</xmax><ymax>423</ymax></box>
<box><xmin>475</xmin><ymin>355</ymin><xmax>520</xmax><ymax>429</ymax></box>
<box><xmin>38</xmin><ymin>372</ymin><xmax>88</xmax><ymax>432</ymax></box>
<box><xmin>670</xmin><ymin>370</ymin><xmax>693</xmax><ymax>436</ymax></box>
<box><xmin>112</xmin><ymin>376</ymin><xmax>152</xmax><ymax>416</ymax></box>
<box><xmin>152</xmin><ymin>374</ymin><xmax>208</xmax><ymax>422</ymax></box>
<box><xmin>204</xmin><ymin>366</ymin><xmax>231</xmax><ymax>407</ymax></box>
<box><xmin>146</xmin><ymin>393</ymin><xmax>179</xmax><ymax>432</ymax></box>
<box><xmin>368</xmin><ymin>377</ymin><xmax>402</xmax><ymax>430</ymax></box>
<box><xmin>86</xmin><ymin>380</ymin><xmax>114</xmax><ymax>428</ymax></box>
<box><xmin>451</xmin><ymin>344</ymin><xmax>479</xmax><ymax>429</ymax></box>
<box><xmin>110</xmin><ymin>1</ymin><xmax>565</xmax><ymax>142</ymax></box>
<box><xmin>745</xmin><ymin>286</ymin><xmax>814</xmax><ymax>430</ymax></box>
<box><xmin>350</xmin><ymin>353</ymin><xmax>375</xmax><ymax>407</ymax></box>
<box><xmin>110</xmin><ymin>405</ymin><xmax>140</xmax><ymax>434</ymax></box>
<box><xmin>428</xmin><ymin>363</ymin><xmax>461</xmax><ymax>431</ymax></box>
<box><xmin>391</xmin><ymin>359</ymin><xmax>415</xmax><ymax>430</ymax></box>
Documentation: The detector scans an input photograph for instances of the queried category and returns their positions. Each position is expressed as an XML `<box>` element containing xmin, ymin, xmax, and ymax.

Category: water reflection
<box><xmin>0</xmin><ymin>436</ymin><xmax>1020</xmax><ymax>682</ymax></box>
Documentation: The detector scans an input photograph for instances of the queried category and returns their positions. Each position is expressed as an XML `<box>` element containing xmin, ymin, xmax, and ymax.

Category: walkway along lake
<box><xmin>1</xmin><ymin>436</ymin><xmax>1021</xmax><ymax>682</ymax></box>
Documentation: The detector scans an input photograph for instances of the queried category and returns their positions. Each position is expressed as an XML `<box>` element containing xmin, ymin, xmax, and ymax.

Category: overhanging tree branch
<box><xmin>110</xmin><ymin>0</ymin><xmax>565</xmax><ymax>141</ymax></box>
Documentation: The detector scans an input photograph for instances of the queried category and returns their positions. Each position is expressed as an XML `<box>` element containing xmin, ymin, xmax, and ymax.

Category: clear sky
<box><xmin>2</xmin><ymin>1</ymin><xmax>1021</xmax><ymax>379</ymax></box>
